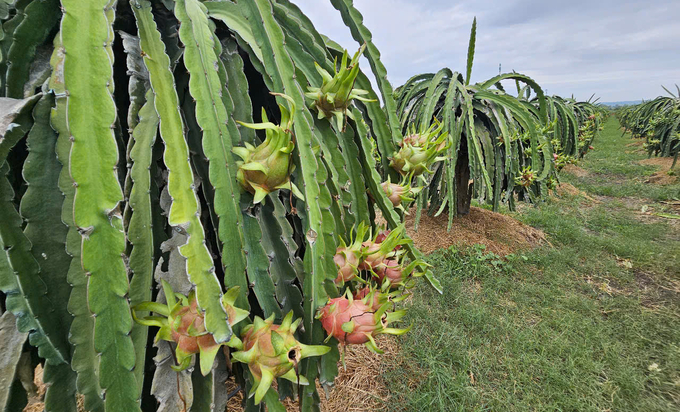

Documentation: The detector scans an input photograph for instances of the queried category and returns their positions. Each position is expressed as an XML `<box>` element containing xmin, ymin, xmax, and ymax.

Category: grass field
<box><xmin>384</xmin><ymin>117</ymin><xmax>680</xmax><ymax>411</ymax></box>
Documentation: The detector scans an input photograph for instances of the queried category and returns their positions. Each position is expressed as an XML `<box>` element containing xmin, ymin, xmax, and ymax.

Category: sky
<box><xmin>293</xmin><ymin>0</ymin><xmax>680</xmax><ymax>102</ymax></box>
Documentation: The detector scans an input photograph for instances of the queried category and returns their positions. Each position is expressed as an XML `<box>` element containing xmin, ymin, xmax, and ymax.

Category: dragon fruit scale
<box><xmin>233</xmin><ymin>93</ymin><xmax>304</xmax><ymax>204</ymax></box>
<box><xmin>132</xmin><ymin>281</ymin><xmax>249</xmax><ymax>376</ymax></box>
<box><xmin>318</xmin><ymin>291</ymin><xmax>410</xmax><ymax>354</ymax></box>
<box><xmin>231</xmin><ymin>312</ymin><xmax>330</xmax><ymax>405</ymax></box>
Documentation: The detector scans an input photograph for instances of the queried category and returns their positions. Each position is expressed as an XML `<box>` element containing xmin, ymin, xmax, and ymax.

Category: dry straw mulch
<box><xmin>402</xmin><ymin>206</ymin><xmax>547</xmax><ymax>256</ymax></box>
<box><xmin>561</xmin><ymin>164</ymin><xmax>589</xmax><ymax>178</ymax></box>
<box><xmin>226</xmin><ymin>337</ymin><xmax>398</xmax><ymax>411</ymax></box>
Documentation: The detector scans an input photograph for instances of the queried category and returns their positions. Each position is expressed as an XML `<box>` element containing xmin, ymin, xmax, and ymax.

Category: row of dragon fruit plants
<box><xmin>0</xmin><ymin>1</ymin><xmax>602</xmax><ymax>411</ymax></box>
<box><xmin>618</xmin><ymin>88</ymin><xmax>680</xmax><ymax>165</ymax></box>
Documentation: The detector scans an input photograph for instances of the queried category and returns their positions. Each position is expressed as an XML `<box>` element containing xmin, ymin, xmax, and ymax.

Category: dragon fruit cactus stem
<box><xmin>132</xmin><ymin>281</ymin><xmax>249</xmax><ymax>375</ymax></box>
<box><xmin>231</xmin><ymin>312</ymin><xmax>330</xmax><ymax>404</ymax></box>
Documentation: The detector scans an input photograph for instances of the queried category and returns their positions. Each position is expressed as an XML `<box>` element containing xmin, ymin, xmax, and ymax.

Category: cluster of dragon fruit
<box><xmin>131</xmin><ymin>45</ymin><xmax>447</xmax><ymax>405</ymax></box>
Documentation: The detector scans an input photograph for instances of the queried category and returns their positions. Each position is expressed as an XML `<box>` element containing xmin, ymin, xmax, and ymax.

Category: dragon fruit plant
<box><xmin>305</xmin><ymin>43</ymin><xmax>376</xmax><ymax>130</ymax></box>
<box><xmin>0</xmin><ymin>0</ymin><xmax>437</xmax><ymax>410</ymax></box>
<box><xmin>231</xmin><ymin>312</ymin><xmax>330</xmax><ymax>405</ymax></box>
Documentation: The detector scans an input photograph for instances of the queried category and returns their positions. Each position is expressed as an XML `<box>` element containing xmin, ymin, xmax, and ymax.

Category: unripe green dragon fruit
<box><xmin>233</xmin><ymin>93</ymin><xmax>303</xmax><ymax>204</ymax></box>
<box><xmin>390</xmin><ymin>120</ymin><xmax>449</xmax><ymax>179</ymax></box>
<box><xmin>231</xmin><ymin>312</ymin><xmax>330</xmax><ymax>405</ymax></box>
<box><xmin>515</xmin><ymin>166</ymin><xmax>537</xmax><ymax>188</ymax></box>
<box><xmin>305</xmin><ymin>44</ymin><xmax>375</xmax><ymax>130</ymax></box>
<box><xmin>132</xmin><ymin>281</ymin><xmax>249</xmax><ymax>375</ymax></box>
<box><xmin>317</xmin><ymin>290</ymin><xmax>410</xmax><ymax>353</ymax></box>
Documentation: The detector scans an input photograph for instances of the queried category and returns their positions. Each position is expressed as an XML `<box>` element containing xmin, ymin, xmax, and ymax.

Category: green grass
<box><xmin>386</xmin><ymin>117</ymin><xmax>680</xmax><ymax>411</ymax></box>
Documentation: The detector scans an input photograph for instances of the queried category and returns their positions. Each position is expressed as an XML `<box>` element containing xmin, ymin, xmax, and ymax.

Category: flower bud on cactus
<box><xmin>317</xmin><ymin>291</ymin><xmax>411</xmax><ymax>353</ymax></box>
<box><xmin>132</xmin><ymin>281</ymin><xmax>249</xmax><ymax>376</ymax></box>
<box><xmin>305</xmin><ymin>44</ymin><xmax>375</xmax><ymax>130</ymax></box>
<box><xmin>231</xmin><ymin>312</ymin><xmax>330</xmax><ymax>404</ymax></box>
<box><xmin>233</xmin><ymin>93</ymin><xmax>304</xmax><ymax>204</ymax></box>
<box><xmin>390</xmin><ymin>119</ymin><xmax>449</xmax><ymax>178</ymax></box>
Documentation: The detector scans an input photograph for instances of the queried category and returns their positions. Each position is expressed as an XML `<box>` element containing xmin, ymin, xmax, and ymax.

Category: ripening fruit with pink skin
<box><xmin>334</xmin><ymin>246</ymin><xmax>360</xmax><ymax>284</ymax></box>
<box><xmin>132</xmin><ymin>282</ymin><xmax>249</xmax><ymax>376</ymax></box>
<box><xmin>553</xmin><ymin>153</ymin><xmax>559</xmax><ymax>160</ymax></box>
<box><xmin>231</xmin><ymin>312</ymin><xmax>330</xmax><ymax>405</ymax></box>
<box><xmin>318</xmin><ymin>292</ymin><xmax>410</xmax><ymax>353</ymax></box>
<box><xmin>381</xmin><ymin>181</ymin><xmax>407</xmax><ymax>207</ymax></box>
<box><xmin>353</xmin><ymin>287</ymin><xmax>382</xmax><ymax>310</ymax></box>
<box><xmin>589</xmin><ymin>145</ymin><xmax>594</xmax><ymax>150</ymax></box>
<box><xmin>374</xmin><ymin>258</ymin><xmax>405</xmax><ymax>287</ymax></box>
<box><xmin>359</xmin><ymin>241</ymin><xmax>385</xmax><ymax>270</ymax></box>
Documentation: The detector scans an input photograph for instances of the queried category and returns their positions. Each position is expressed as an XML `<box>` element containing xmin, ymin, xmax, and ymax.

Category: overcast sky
<box><xmin>293</xmin><ymin>0</ymin><xmax>680</xmax><ymax>102</ymax></box>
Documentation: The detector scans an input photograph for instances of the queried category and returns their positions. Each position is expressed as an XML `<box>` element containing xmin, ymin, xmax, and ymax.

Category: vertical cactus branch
<box><xmin>60</xmin><ymin>0</ymin><xmax>140</xmax><ymax>410</ymax></box>
<box><xmin>49</xmin><ymin>34</ymin><xmax>105</xmax><ymax>412</ymax></box>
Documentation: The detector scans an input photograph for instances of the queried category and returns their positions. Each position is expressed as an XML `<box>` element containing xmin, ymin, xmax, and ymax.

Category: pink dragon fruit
<box><xmin>231</xmin><ymin>312</ymin><xmax>330</xmax><ymax>404</ymax></box>
<box><xmin>132</xmin><ymin>281</ymin><xmax>249</xmax><ymax>375</ymax></box>
<box><xmin>333</xmin><ymin>223</ymin><xmax>371</xmax><ymax>284</ymax></box>
<box><xmin>317</xmin><ymin>291</ymin><xmax>410</xmax><ymax>353</ymax></box>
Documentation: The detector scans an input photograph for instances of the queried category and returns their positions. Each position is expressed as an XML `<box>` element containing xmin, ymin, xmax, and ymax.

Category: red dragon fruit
<box><xmin>132</xmin><ymin>281</ymin><xmax>249</xmax><ymax>375</ymax></box>
<box><xmin>334</xmin><ymin>223</ymin><xmax>371</xmax><ymax>284</ymax></box>
<box><xmin>359</xmin><ymin>225</ymin><xmax>408</xmax><ymax>272</ymax></box>
<box><xmin>231</xmin><ymin>312</ymin><xmax>330</xmax><ymax>404</ymax></box>
<box><xmin>317</xmin><ymin>291</ymin><xmax>410</xmax><ymax>353</ymax></box>
<box><xmin>373</xmin><ymin>259</ymin><xmax>424</xmax><ymax>289</ymax></box>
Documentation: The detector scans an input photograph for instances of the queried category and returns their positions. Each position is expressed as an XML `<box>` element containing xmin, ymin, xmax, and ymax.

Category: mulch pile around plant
<box><xmin>639</xmin><ymin>157</ymin><xmax>678</xmax><ymax>185</ymax></box>
<box><xmin>561</xmin><ymin>164</ymin><xmax>589</xmax><ymax>178</ymax></box>
<box><xmin>401</xmin><ymin>206</ymin><xmax>548</xmax><ymax>256</ymax></box>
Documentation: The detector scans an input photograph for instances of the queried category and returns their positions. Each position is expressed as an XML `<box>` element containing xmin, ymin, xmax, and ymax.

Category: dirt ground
<box><xmin>639</xmin><ymin>157</ymin><xmax>678</xmax><ymax>185</ymax></box>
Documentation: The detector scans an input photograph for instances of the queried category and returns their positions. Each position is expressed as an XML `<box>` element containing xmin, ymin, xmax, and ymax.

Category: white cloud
<box><xmin>292</xmin><ymin>0</ymin><xmax>680</xmax><ymax>102</ymax></box>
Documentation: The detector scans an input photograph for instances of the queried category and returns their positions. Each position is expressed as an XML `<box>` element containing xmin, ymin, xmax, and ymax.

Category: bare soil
<box><xmin>639</xmin><ymin>157</ymin><xmax>678</xmax><ymax>185</ymax></box>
